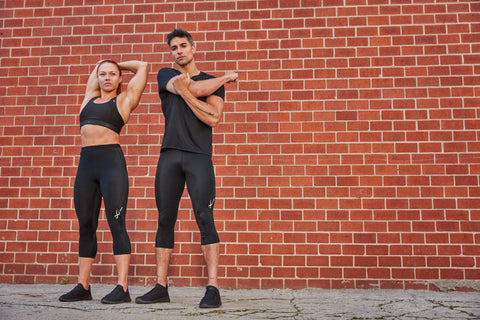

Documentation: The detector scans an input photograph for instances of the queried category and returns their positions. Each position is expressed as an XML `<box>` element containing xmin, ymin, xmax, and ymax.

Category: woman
<box><xmin>59</xmin><ymin>59</ymin><xmax>148</xmax><ymax>304</ymax></box>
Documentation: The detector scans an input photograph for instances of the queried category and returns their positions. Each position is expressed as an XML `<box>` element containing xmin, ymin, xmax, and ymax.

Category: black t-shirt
<box><xmin>157</xmin><ymin>68</ymin><xmax>225</xmax><ymax>156</ymax></box>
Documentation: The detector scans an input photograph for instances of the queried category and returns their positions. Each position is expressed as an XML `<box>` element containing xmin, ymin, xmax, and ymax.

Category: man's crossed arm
<box><xmin>166</xmin><ymin>72</ymin><xmax>238</xmax><ymax>127</ymax></box>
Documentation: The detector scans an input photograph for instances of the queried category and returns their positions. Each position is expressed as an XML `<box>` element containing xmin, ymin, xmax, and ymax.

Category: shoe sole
<box><xmin>101</xmin><ymin>297</ymin><xmax>131</xmax><ymax>304</ymax></box>
<box><xmin>135</xmin><ymin>297</ymin><xmax>170</xmax><ymax>304</ymax></box>
<box><xmin>199</xmin><ymin>303</ymin><xmax>222</xmax><ymax>308</ymax></box>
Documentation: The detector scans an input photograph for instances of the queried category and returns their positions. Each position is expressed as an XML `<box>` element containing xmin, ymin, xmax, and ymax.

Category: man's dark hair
<box><xmin>167</xmin><ymin>28</ymin><xmax>194</xmax><ymax>46</ymax></box>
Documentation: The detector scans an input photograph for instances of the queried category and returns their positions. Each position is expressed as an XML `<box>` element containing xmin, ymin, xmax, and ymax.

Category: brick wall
<box><xmin>1</xmin><ymin>0</ymin><xmax>479</xmax><ymax>290</ymax></box>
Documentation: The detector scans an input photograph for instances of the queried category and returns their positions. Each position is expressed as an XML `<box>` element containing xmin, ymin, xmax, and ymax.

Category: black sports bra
<box><xmin>80</xmin><ymin>97</ymin><xmax>125</xmax><ymax>134</ymax></box>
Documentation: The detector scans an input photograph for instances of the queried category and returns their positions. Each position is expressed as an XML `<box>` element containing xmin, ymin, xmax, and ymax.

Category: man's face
<box><xmin>169</xmin><ymin>37</ymin><xmax>195</xmax><ymax>67</ymax></box>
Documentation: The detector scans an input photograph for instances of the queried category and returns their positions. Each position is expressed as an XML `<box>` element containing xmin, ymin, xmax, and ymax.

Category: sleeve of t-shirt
<box><xmin>157</xmin><ymin>68</ymin><xmax>179</xmax><ymax>93</ymax></box>
<box><xmin>212</xmin><ymin>84</ymin><xmax>225</xmax><ymax>100</ymax></box>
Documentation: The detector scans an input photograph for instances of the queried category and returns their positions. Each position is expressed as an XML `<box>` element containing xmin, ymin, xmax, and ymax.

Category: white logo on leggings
<box><xmin>208</xmin><ymin>199</ymin><xmax>215</xmax><ymax>209</ymax></box>
<box><xmin>115</xmin><ymin>207</ymin><xmax>123</xmax><ymax>219</ymax></box>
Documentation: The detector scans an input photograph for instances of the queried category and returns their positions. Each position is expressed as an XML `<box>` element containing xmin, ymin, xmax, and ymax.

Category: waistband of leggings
<box><xmin>80</xmin><ymin>143</ymin><xmax>121</xmax><ymax>152</ymax></box>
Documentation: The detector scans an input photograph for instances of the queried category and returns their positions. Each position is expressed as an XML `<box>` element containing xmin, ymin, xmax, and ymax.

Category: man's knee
<box><xmin>197</xmin><ymin>213</ymin><xmax>219</xmax><ymax>245</ymax></box>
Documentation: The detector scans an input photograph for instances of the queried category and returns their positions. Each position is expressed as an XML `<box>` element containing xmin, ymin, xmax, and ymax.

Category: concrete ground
<box><xmin>0</xmin><ymin>283</ymin><xmax>479</xmax><ymax>319</ymax></box>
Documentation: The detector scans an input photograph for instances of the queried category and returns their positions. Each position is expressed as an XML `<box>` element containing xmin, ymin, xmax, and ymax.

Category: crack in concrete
<box><xmin>1</xmin><ymin>285</ymin><xmax>479</xmax><ymax>319</ymax></box>
<box><xmin>1</xmin><ymin>301</ymin><xmax>190</xmax><ymax>314</ymax></box>
<box><xmin>429</xmin><ymin>299</ymin><xmax>480</xmax><ymax>319</ymax></box>
<box><xmin>1</xmin><ymin>302</ymin><xmax>91</xmax><ymax>312</ymax></box>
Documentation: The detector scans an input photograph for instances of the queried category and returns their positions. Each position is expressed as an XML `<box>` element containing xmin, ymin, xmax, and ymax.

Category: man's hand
<box><xmin>172</xmin><ymin>73</ymin><xmax>191</xmax><ymax>93</ymax></box>
<box><xmin>225</xmin><ymin>71</ymin><xmax>238</xmax><ymax>83</ymax></box>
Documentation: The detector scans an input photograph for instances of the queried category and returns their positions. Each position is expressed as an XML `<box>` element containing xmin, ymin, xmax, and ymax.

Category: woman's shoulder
<box><xmin>80</xmin><ymin>95</ymin><xmax>100</xmax><ymax>110</ymax></box>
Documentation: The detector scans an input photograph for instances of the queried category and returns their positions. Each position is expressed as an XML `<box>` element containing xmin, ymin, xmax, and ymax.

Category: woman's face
<box><xmin>97</xmin><ymin>62</ymin><xmax>122</xmax><ymax>93</ymax></box>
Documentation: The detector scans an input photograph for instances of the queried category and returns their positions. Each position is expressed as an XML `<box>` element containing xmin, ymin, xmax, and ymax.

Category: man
<box><xmin>136</xmin><ymin>29</ymin><xmax>238</xmax><ymax>308</ymax></box>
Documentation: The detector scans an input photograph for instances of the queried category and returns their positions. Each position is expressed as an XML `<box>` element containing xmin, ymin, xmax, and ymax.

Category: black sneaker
<box><xmin>59</xmin><ymin>283</ymin><xmax>92</xmax><ymax>302</ymax></box>
<box><xmin>135</xmin><ymin>284</ymin><xmax>170</xmax><ymax>304</ymax></box>
<box><xmin>199</xmin><ymin>285</ymin><xmax>221</xmax><ymax>308</ymax></box>
<box><xmin>100</xmin><ymin>285</ymin><xmax>131</xmax><ymax>304</ymax></box>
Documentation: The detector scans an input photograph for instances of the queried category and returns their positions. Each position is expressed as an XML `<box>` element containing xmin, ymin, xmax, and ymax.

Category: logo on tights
<box><xmin>114</xmin><ymin>207</ymin><xmax>123</xmax><ymax>219</ymax></box>
<box><xmin>208</xmin><ymin>199</ymin><xmax>215</xmax><ymax>209</ymax></box>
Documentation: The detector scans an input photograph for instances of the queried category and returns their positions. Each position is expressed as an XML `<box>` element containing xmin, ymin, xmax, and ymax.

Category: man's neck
<box><xmin>178</xmin><ymin>62</ymin><xmax>200</xmax><ymax>77</ymax></box>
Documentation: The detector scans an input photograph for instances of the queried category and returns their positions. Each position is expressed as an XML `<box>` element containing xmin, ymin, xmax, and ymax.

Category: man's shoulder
<box><xmin>157</xmin><ymin>68</ymin><xmax>180</xmax><ymax>87</ymax></box>
<box><xmin>158</xmin><ymin>67</ymin><xmax>178</xmax><ymax>76</ymax></box>
<box><xmin>194</xmin><ymin>71</ymin><xmax>216</xmax><ymax>80</ymax></box>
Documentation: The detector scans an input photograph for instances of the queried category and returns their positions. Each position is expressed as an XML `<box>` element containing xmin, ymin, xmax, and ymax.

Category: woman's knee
<box><xmin>112</xmin><ymin>232</ymin><xmax>131</xmax><ymax>255</ymax></box>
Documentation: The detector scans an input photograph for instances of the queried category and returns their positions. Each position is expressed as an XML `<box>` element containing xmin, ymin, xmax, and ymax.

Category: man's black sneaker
<box><xmin>59</xmin><ymin>283</ymin><xmax>92</xmax><ymax>302</ymax></box>
<box><xmin>100</xmin><ymin>285</ymin><xmax>131</xmax><ymax>304</ymax></box>
<box><xmin>199</xmin><ymin>285</ymin><xmax>222</xmax><ymax>308</ymax></box>
<box><xmin>135</xmin><ymin>284</ymin><xmax>170</xmax><ymax>304</ymax></box>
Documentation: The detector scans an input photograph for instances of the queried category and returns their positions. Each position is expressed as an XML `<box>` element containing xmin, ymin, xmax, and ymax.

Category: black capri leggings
<box><xmin>154</xmin><ymin>148</ymin><xmax>219</xmax><ymax>248</ymax></box>
<box><xmin>73</xmin><ymin>144</ymin><xmax>131</xmax><ymax>258</ymax></box>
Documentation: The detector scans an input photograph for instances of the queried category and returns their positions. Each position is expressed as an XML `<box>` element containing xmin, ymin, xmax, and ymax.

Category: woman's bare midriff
<box><xmin>81</xmin><ymin>125</ymin><xmax>120</xmax><ymax>147</ymax></box>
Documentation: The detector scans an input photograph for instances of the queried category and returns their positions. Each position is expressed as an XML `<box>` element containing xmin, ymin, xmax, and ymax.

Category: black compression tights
<box><xmin>73</xmin><ymin>144</ymin><xmax>131</xmax><ymax>258</ymax></box>
<box><xmin>154</xmin><ymin>149</ymin><xmax>219</xmax><ymax>248</ymax></box>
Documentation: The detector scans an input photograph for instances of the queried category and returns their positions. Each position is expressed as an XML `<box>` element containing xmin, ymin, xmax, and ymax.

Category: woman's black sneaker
<box><xmin>135</xmin><ymin>284</ymin><xmax>170</xmax><ymax>304</ymax></box>
<box><xmin>100</xmin><ymin>285</ymin><xmax>131</xmax><ymax>304</ymax></box>
<box><xmin>59</xmin><ymin>283</ymin><xmax>92</xmax><ymax>302</ymax></box>
<box><xmin>199</xmin><ymin>285</ymin><xmax>222</xmax><ymax>308</ymax></box>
